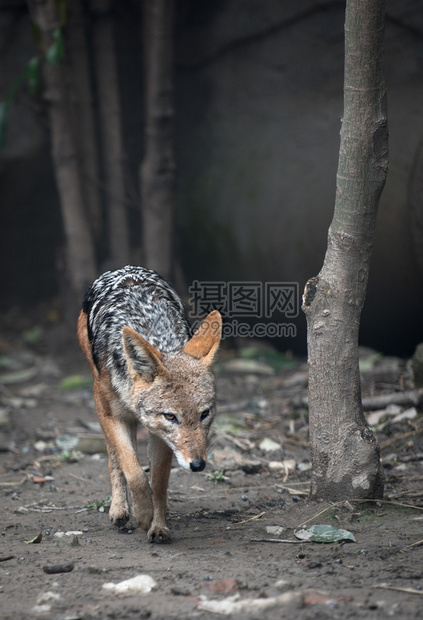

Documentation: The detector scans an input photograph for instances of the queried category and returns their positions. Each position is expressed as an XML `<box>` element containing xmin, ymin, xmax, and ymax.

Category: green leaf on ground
<box><xmin>294</xmin><ymin>524</ymin><xmax>356</xmax><ymax>543</ymax></box>
<box><xmin>23</xmin><ymin>325</ymin><xmax>44</xmax><ymax>345</ymax></box>
<box><xmin>0</xmin><ymin>367</ymin><xmax>37</xmax><ymax>385</ymax></box>
<box><xmin>359</xmin><ymin>352</ymin><xmax>382</xmax><ymax>372</ymax></box>
<box><xmin>206</xmin><ymin>469</ymin><xmax>229</xmax><ymax>485</ymax></box>
<box><xmin>75</xmin><ymin>496</ymin><xmax>111</xmax><ymax>514</ymax></box>
<box><xmin>25</xmin><ymin>532</ymin><xmax>43</xmax><ymax>544</ymax></box>
<box><xmin>56</xmin><ymin>449</ymin><xmax>81</xmax><ymax>462</ymax></box>
<box><xmin>59</xmin><ymin>375</ymin><xmax>93</xmax><ymax>390</ymax></box>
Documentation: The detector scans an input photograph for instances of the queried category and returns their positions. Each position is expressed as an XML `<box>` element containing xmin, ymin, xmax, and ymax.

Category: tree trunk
<box><xmin>27</xmin><ymin>0</ymin><xmax>96</xmax><ymax>307</ymax></box>
<box><xmin>91</xmin><ymin>0</ymin><xmax>130</xmax><ymax>268</ymax></box>
<box><xmin>140</xmin><ymin>0</ymin><xmax>175</xmax><ymax>281</ymax></box>
<box><xmin>302</xmin><ymin>0</ymin><xmax>388</xmax><ymax>500</ymax></box>
<box><xmin>67</xmin><ymin>0</ymin><xmax>103</xmax><ymax>252</ymax></box>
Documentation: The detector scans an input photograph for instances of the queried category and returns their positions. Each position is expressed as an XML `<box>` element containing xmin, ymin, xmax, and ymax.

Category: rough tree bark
<box><xmin>91</xmin><ymin>0</ymin><xmax>130</xmax><ymax>268</ymax></box>
<box><xmin>27</xmin><ymin>0</ymin><xmax>96</xmax><ymax>307</ymax></box>
<box><xmin>140</xmin><ymin>0</ymin><xmax>175</xmax><ymax>281</ymax></box>
<box><xmin>302</xmin><ymin>0</ymin><xmax>388</xmax><ymax>500</ymax></box>
<box><xmin>67</xmin><ymin>0</ymin><xmax>103</xmax><ymax>251</ymax></box>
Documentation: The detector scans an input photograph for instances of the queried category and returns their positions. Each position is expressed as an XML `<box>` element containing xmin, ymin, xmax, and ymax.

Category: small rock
<box><xmin>297</xmin><ymin>461</ymin><xmax>312</xmax><ymax>472</ymax></box>
<box><xmin>259</xmin><ymin>438</ymin><xmax>282</xmax><ymax>452</ymax></box>
<box><xmin>53</xmin><ymin>532</ymin><xmax>81</xmax><ymax>547</ymax></box>
<box><xmin>43</xmin><ymin>562</ymin><xmax>74</xmax><ymax>574</ymax></box>
<box><xmin>77</xmin><ymin>437</ymin><xmax>107</xmax><ymax>454</ymax></box>
<box><xmin>33</xmin><ymin>440</ymin><xmax>49</xmax><ymax>452</ymax></box>
<box><xmin>33</xmin><ymin>591</ymin><xmax>61</xmax><ymax>614</ymax></box>
<box><xmin>37</xmin><ymin>591</ymin><xmax>60</xmax><ymax>605</ymax></box>
<box><xmin>274</xmin><ymin>579</ymin><xmax>294</xmax><ymax>592</ymax></box>
<box><xmin>392</xmin><ymin>407</ymin><xmax>417</xmax><ymax>423</ymax></box>
<box><xmin>266</xmin><ymin>525</ymin><xmax>285</xmax><ymax>536</ymax></box>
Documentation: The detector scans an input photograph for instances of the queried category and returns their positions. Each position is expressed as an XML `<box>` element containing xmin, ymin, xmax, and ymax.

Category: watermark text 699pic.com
<box><xmin>188</xmin><ymin>281</ymin><xmax>299</xmax><ymax>339</ymax></box>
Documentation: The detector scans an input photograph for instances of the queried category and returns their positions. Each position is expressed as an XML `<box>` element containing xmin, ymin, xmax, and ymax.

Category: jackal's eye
<box><xmin>200</xmin><ymin>408</ymin><xmax>210</xmax><ymax>421</ymax></box>
<box><xmin>163</xmin><ymin>412</ymin><xmax>179</xmax><ymax>424</ymax></box>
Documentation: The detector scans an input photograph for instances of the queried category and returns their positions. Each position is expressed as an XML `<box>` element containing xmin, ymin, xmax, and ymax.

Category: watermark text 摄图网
<box><xmin>188</xmin><ymin>281</ymin><xmax>299</xmax><ymax>339</ymax></box>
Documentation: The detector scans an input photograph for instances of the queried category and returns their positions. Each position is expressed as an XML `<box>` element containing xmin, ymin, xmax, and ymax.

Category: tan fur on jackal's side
<box><xmin>77</xmin><ymin>269</ymin><xmax>222</xmax><ymax>544</ymax></box>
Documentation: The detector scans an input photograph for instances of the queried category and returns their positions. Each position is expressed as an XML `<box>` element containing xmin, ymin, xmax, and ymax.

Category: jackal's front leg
<box><xmin>106</xmin><ymin>441</ymin><xmax>130</xmax><ymax>527</ymax></box>
<box><xmin>148</xmin><ymin>433</ymin><xmax>173</xmax><ymax>543</ymax></box>
<box><xmin>94</xmin><ymin>386</ymin><xmax>153</xmax><ymax>531</ymax></box>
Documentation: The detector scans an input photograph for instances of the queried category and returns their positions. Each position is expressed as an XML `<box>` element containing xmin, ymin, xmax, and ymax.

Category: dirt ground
<box><xmin>1</xmin><ymin>331</ymin><xmax>423</xmax><ymax>619</ymax></box>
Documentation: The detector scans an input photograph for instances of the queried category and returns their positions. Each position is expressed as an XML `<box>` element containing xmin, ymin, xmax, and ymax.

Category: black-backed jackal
<box><xmin>77</xmin><ymin>266</ymin><xmax>221</xmax><ymax>543</ymax></box>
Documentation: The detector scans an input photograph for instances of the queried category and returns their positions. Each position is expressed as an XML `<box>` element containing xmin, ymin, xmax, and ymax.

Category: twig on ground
<box><xmin>0</xmin><ymin>476</ymin><xmax>26</xmax><ymax>486</ymax></box>
<box><xmin>237</xmin><ymin>511</ymin><xmax>266</xmax><ymax>524</ymax></box>
<box><xmin>371</xmin><ymin>584</ymin><xmax>423</xmax><ymax>595</ymax></box>
<box><xmin>403</xmin><ymin>538</ymin><xmax>423</xmax><ymax>550</ymax></box>
<box><xmin>69</xmin><ymin>472</ymin><xmax>90</xmax><ymax>482</ymax></box>
<box><xmin>249</xmin><ymin>538</ymin><xmax>305</xmax><ymax>544</ymax></box>
<box><xmin>21</xmin><ymin>502</ymin><xmax>77</xmax><ymax>513</ymax></box>
<box><xmin>275</xmin><ymin>484</ymin><xmax>309</xmax><ymax>496</ymax></box>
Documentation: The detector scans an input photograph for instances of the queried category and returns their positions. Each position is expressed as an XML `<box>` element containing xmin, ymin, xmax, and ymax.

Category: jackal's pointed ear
<box><xmin>184</xmin><ymin>310</ymin><xmax>222</xmax><ymax>366</ymax></box>
<box><xmin>123</xmin><ymin>326</ymin><xmax>164</xmax><ymax>383</ymax></box>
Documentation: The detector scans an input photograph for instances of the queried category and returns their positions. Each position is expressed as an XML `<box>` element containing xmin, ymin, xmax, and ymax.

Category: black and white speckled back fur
<box><xmin>83</xmin><ymin>266</ymin><xmax>191</xmax><ymax>397</ymax></box>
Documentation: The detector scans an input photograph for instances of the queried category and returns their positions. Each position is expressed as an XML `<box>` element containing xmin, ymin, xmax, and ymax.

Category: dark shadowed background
<box><xmin>1</xmin><ymin>0</ymin><xmax>422</xmax><ymax>355</ymax></box>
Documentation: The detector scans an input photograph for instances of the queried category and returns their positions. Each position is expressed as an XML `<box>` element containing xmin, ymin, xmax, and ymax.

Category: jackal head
<box><xmin>122</xmin><ymin>311</ymin><xmax>222</xmax><ymax>472</ymax></box>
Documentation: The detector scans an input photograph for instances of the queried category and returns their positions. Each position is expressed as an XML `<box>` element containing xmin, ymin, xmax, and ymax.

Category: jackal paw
<box><xmin>109</xmin><ymin>502</ymin><xmax>130</xmax><ymax>528</ymax></box>
<box><xmin>147</xmin><ymin>523</ymin><xmax>171</xmax><ymax>544</ymax></box>
<box><xmin>134</xmin><ymin>500</ymin><xmax>154</xmax><ymax>532</ymax></box>
<box><xmin>111</xmin><ymin>513</ymin><xmax>130</xmax><ymax>528</ymax></box>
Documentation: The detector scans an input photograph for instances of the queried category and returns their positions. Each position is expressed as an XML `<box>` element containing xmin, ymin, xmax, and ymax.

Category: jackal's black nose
<box><xmin>190</xmin><ymin>457</ymin><xmax>206</xmax><ymax>472</ymax></box>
